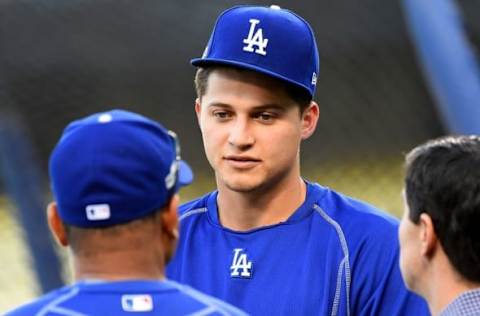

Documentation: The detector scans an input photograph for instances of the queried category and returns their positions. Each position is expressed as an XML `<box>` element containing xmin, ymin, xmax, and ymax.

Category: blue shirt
<box><xmin>440</xmin><ymin>288</ymin><xmax>480</xmax><ymax>316</ymax></box>
<box><xmin>5</xmin><ymin>279</ymin><xmax>247</xmax><ymax>315</ymax></box>
<box><xmin>167</xmin><ymin>182</ymin><xmax>429</xmax><ymax>315</ymax></box>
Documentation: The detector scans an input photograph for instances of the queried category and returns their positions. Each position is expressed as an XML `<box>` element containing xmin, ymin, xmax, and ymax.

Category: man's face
<box><xmin>398</xmin><ymin>190</ymin><xmax>423</xmax><ymax>293</ymax></box>
<box><xmin>195</xmin><ymin>68</ymin><xmax>315</xmax><ymax>193</ymax></box>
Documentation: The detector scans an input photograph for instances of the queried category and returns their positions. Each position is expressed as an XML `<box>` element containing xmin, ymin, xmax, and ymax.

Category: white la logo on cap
<box><xmin>243</xmin><ymin>19</ymin><xmax>268</xmax><ymax>56</ymax></box>
<box><xmin>86</xmin><ymin>204</ymin><xmax>111</xmax><ymax>221</ymax></box>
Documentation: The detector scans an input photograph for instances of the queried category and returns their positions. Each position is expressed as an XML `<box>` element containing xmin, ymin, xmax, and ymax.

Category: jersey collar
<box><xmin>207</xmin><ymin>180</ymin><xmax>326</xmax><ymax>232</ymax></box>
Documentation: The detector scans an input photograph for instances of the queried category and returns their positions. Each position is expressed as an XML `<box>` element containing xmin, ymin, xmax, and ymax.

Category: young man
<box><xmin>167</xmin><ymin>5</ymin><xmax>428</xmax><ymax>315</ymax></box>
<box><xmin>6</xmin><ymin>110</ymin><xmax>246</xmax><ymax>315</ymax></box>
<box><xmin>399</xmin><ymin>135</ymin><xmax>480</xmax><ymax>316</ymax></box>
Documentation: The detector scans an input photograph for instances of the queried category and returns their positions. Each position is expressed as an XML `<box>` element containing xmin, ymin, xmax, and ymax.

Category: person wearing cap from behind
<box><xmin>166</xmin><ymin>5</ymin><xmax>429</xmax><ymax>315</ymax></box>
<box><xmin>6</xmin><ymin>110</ymin><xmax>247</xmax><ymax>316</ymax></box>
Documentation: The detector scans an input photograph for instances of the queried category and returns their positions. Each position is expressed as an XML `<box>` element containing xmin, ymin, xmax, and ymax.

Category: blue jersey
<box><xmin>167</xmin><ymin>182</ymin><xmax>429</xmax><ymax>315</ymax></box>
<box><xmin>5</xmin><ymin>279</ymin><xmax>247</xmax><ymax>316</ymax></box>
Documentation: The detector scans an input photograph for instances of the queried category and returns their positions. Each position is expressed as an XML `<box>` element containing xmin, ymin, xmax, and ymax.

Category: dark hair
<box><xmin>404</xmin><ymin>135</ymin><xmax>480</xmax><ymax>282</ymax></box>
<box><xmin>65</xmin><ymin>208</ymin><xmax>162</xmax><ymax>255</ymax></box>
<box><xmin>194</xmin><ymin>66</ymin><xmax>312</xmax><ymax>113</ymax></box>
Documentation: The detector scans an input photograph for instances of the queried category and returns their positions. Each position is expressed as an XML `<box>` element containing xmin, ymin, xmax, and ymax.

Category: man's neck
<box><xmin>73</xmin><ymin>248</ymin><xmax>165</xmax><ymax>282</ymax></box>
<box><xmin>429</xmin><ymin>281</ymin><xmax>480</xmax><ymax>315</ymax></box>
<box><xmin>424</xmin><ymin>254</ymin><xmax>480</xmax><ymax>315</ymax></box>
<box><xmin>216</xmin><ymin>176</ymin><xmax>307</xmax><ymax>231</ymax></box>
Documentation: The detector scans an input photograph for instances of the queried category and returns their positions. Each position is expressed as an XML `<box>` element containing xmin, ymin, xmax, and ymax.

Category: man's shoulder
<box><xmin>313</xmin><ymin>183</ymin><xmax>399</xmax><ymax>229</ymax></box>
<box><xmin>178</xmin><ymin>191</ymin><xmax>214</xmax><ymax>221</ymax></box>
<box><xmin>5</xmin><ymin>286</ymin><xmax>72</xmax><ymax>315</ymax></box>
<box><xmin>6</xmin><ymin>280</ymin><xmax>247</xmax><ymax>316</ymax></box>
<box><xmin>309</xmin><ymin>183</ymin><xmax>400</xmax><ymax>250</ymax></box>
<box><xmin>167</xmin><ymin>280</ymin><xmax>247</xmax><ymax>315</ymax></box>
<box><xmin>312</xmin><ymin>184</ymin><xmax>404</xmax><ymax>270</ymax></box>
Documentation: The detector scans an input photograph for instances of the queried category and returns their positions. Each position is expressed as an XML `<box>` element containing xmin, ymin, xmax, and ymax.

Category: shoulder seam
<box><xmin>166</xmin><ymin>281</ymin><xmax>245</xmax><ymax>315</ymax></box>
<box><xmin>186</xmin><ymin>306</ymin><xmax>217</xmax><ymax>316</ymax></box>
<box><xmin>179</xmin><ymin>207</ymin><xmax>208</xmax><ymax>222</ymax></box>
<box><xmin>47</xmin><ymin>306</ymin><xmax>88</xmax><ymax>316</ymax></box>
<box><xmin>313</xmin><ymin>204</ymin><xmax>351</xmax><ymax>316</ymax></box>
<box><xmin>37</xmin><ymin>286</ymin><xmax>84</xmax><ymax>316</ymax></box>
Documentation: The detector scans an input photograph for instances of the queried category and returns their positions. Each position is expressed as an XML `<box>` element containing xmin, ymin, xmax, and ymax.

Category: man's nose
<box><xmin>227</xmin><ymin>117</ymin><xmax>255</xmax><ymax>149</ymax></box>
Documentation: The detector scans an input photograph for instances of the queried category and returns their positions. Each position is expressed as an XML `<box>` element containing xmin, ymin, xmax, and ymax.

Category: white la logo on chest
<box><xmin>230</xmin><ymin>248</ymin><xmax>253</xmax><ymax>278</ymax></box>
<box><xmin>243</xmin><ymin>19</ymin><xmax>268</xmax><ymax>56</ymax></box>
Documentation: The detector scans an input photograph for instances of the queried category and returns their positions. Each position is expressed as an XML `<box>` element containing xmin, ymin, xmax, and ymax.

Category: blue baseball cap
<box><xmin>192</xmin><ymin>5</ymin><xmax>320</xmax><ymax>97</ymax></box>
<box><xmin>49</xmin><ymin>110</ymin><xmax>193</xmax><ymax>228</ymax></box>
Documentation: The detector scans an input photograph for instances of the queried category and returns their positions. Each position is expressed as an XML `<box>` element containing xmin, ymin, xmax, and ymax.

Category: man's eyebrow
<box><xmin>207</xmin><ymin>102</ymin><xmax>288</xmax><ymax>111</ymax></box>
<box><xmin>207</xmin><ymin>102</ymin><xmax>233</xmax><ymax>109</ymax></box>
<box><xmin>252</xmin><ymin>104</ymin><xmax>287</xmax><ymax>112</ymax></box>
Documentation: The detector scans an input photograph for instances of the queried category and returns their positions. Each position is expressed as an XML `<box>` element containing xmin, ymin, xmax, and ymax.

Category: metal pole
<box><xmin>0</xmin><ymin>110</ymin><xmax>64</xmax><ymax>293</ymax></box>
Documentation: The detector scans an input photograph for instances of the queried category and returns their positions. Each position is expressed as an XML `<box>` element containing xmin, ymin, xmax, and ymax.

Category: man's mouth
<box><xmin>223</xmin><ymin>155</ymin><xmax>261</xmax><ymax>168</ymax></box>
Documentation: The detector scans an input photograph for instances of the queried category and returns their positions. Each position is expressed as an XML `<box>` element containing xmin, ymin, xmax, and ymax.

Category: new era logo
<box><xmin>86</xmin><ymin>204</ymin><xmax>111</xmax><ymax>221</ymax></box>
<box><xmin>311</xmin><ymin>72</ymin><xmax>317</xmax><ymax>85</ymax></box>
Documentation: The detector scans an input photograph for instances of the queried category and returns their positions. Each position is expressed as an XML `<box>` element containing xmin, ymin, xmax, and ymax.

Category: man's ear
<box><xmin>160</xmin><ymin>195</ymin><xmax>180</xmax><ymax>263</ymax></box>
<box><xmin>419</xmin><ymin>213</ymin><xmax>437</xmax><ymax>258</ymax></box>
<box><xmin>301</xmin><ymin>101</ymin><xmax>320</xmax><ymax>140</ymax></box>
<box><xmin>161</xmin><ymin>194</ymin><xmax>179</xmax><ymax>241</ymax></box>
<box><xmin>47</xmin><ymin>202</ymin><xmax>69</xmax><ymax>247</ymax></box>
<box><xmin>195</xmin><ymin>98</ymin><xmax>202</xmax><ymax>128</ymax></box>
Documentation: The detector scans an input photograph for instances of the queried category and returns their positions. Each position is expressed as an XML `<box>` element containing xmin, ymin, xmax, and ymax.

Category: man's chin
<box><xmin>400</xmin><ymin>270</ymin><xmax>418</xmax><ymax>293</ymax></box>
<box><xmin>225</xmin><ymin>183</ymin><xmax>259</xmax><ymax>193</ymax></box>
<box><xmin>223</xmin><ymin>179</ymin><xmax>262</xmax><ymax>193</ymax></box>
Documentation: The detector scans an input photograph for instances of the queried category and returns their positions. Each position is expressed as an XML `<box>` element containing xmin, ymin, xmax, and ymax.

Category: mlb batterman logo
<box><xmin>86</xmin><ymin>204</ymin><xmax>111</xmax><ymax>221</ymax></box>
<box><xmin>243</xmin><ymin>19</ymin><xmax>268</xmax><ymax>56</ymax></box>
<box><xmin>121</xmin><ymin>294</ymin><xmax>153</xmax><ymax>312</ymax></box>
<box><xmin>230</xmin><ymin>248</ymin><xmax>253</xmax><ymax>278</ymax></box>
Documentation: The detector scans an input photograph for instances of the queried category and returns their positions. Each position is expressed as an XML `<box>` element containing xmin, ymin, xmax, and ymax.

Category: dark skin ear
<box><xmin>47</xmin><ymin>202</ymin><xmax>69</xmax><ymax>247</ymax></box>
<box><xmin>419</xmin><ymin>213</ymin><xmax>437</xmax><ymax>258</ymax></box>
<box><xmin>160</xmin><ymin>194</ymin><xmax>179</xmax><ymax>263</ymax></box>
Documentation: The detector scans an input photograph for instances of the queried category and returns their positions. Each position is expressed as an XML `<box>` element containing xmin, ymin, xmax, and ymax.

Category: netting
<box><xmin>0</xmin><ymin>0</ymin><xmax>446</xmax><ymax>174</ymax></box>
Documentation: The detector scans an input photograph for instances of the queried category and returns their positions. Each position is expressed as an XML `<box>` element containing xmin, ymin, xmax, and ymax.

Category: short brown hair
<box><xmin>194</xmin><ymin>66</ymin><xmax>313</xmax><ymax>113</ymax></box>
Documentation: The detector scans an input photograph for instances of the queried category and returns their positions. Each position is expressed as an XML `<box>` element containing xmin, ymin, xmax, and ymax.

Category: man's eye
<box><xmin>213</xmin><ymin>111</ymin><xmax>230</xmax><ymax>119</ymax></box>
<box><xmin>256</xmin><ymin>112</ymin><xmax>275</xmax><ymax>121</ymax></box>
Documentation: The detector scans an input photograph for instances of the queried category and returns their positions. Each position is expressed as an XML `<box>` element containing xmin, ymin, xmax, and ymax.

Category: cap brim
<box><xmin>191</xmin><ymin>57</ymin><xmax>313</xmax><ymax>97</ymax></box>
<box><xmin>178</xmin><ymin>160</ymin><xmax>193</xmax><ymax>187</ymax></box>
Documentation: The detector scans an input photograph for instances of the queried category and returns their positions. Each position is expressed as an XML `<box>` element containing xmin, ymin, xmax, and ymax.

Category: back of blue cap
<box><xmin>49</xmin><ymin>110</ymin><xmax>193</xmax><ymax>228</ymax></box>
<box><xmin>191</xmin><ymin>5</ymin><xmax>320</xmax><ymax>97</ymax></box>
